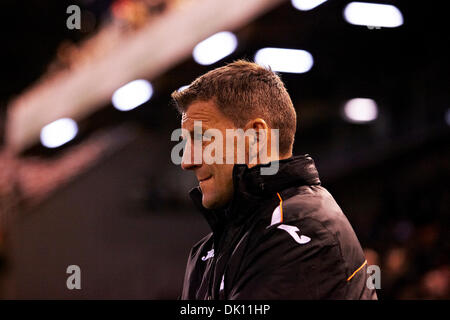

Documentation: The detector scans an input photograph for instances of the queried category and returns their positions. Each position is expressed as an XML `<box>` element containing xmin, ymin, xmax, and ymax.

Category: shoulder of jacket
<box><xmin>278</xmin><ymin>185</ymin><xmax>343</xmax><ymax>225</ymax></box>
<box><xmin>262</xmin><ymin>186</ymin><xmax>344</xmax><ymax>245</ymax></box>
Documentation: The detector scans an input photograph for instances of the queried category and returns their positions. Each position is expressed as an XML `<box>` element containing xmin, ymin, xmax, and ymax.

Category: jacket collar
<box><xmin>189</xmin><ymin>154</ymin><xmax>321</xmax><ymax>233</ymax></box>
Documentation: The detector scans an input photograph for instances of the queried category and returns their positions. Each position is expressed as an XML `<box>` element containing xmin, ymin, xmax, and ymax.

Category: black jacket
<box><xmin>181</xmin><ymin>155</ymin><xmax>377</xmax><ymax>300</ymax></box>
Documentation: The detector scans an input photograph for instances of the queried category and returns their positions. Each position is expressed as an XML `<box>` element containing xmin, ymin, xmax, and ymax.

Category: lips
<box><xmin>198</xmin><ymin>176</ymin><xmax>212</xmax><ymax>183</ymax></box>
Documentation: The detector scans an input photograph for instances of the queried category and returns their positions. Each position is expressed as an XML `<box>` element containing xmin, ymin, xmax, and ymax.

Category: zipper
<box><xmin>206</xmin><ymin>234</ymin><xmax>222</xmax><ymax>299</ymax></box>
<box><xmin>206</xmin><ymin>199</ymin><xmax>264</xmax><ymax>300</ymax></box>
<box><xmin>207</xmin><ymin>256</ymin><xmax>217</xmax><ymax>299</ymax></box>
<box><xmin>207</xmin><ymin>222</ymin><xmax>231</xmax><ymax>300</ymax></box>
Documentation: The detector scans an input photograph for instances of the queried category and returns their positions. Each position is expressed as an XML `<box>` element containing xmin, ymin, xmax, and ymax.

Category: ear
<box><xmin>244</xmin><ymin>118</ymin><xmax>269</xmax><ymax>135</ymax></box>
<box><xmin>244</xmin><ymin>118</ymin><xmax>269</xmax><ymax>164</ymax></box>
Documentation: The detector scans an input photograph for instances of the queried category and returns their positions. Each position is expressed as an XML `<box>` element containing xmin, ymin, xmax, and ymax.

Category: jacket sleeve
<box><xmin>227</xmin><ymin>217</ymin><xmax>350</xmax><ymax>300</ymax></box>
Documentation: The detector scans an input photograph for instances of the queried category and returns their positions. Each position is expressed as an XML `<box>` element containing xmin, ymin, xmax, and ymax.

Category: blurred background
<box><xmin>0</xmin><ymin>0</ymin><xmax>449</xmax><ymax>299</ymax></box>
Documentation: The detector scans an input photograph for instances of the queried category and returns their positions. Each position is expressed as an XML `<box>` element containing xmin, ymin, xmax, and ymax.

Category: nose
<box><xmin>181</xmin><ymin>139</ymin><xmax>200</xmax><ymax>171</ymax></box>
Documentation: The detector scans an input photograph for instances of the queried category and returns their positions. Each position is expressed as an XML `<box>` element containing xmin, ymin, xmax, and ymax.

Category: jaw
<box><xmin>201</xmin><ymin>186</ymin><xmax>234</xmax><ymax>210</ymax></box>
<box><xmin>198</xmin><ymin>164</ymin><xmax>235</xmax><ymax>209</ymax></box>
<box><xmin>201</xmin><ymin>190</ymin><xmax>217</xmax><ymax>209</ymax></box>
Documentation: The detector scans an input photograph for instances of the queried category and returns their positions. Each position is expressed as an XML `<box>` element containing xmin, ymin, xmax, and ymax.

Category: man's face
<box><xmin>181</xmin><ymin>100</ymin><xmax>236</xmax><ymax>209</ymax></box>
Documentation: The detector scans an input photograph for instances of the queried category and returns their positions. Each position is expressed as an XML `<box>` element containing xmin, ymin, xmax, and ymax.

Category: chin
<box><xmin>202</xmin><ymin>196</ymin><xmax>217</xmax><ymax>209</ymax></box>
<box><xmin>202</xmin><ymin>192</ymin><xmax>231</xmax><ymax>210</ymax></box>
<box><xmin>202</xmin><ymin>193</ymin><xmax>223</xmax><ymax>210</ymax></box>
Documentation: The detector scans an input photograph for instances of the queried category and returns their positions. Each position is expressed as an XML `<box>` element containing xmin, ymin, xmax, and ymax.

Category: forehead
<box><xmin>181</xmin><ymin>100</ymin><xmax>233</xmax><ymax>129</ymax></box>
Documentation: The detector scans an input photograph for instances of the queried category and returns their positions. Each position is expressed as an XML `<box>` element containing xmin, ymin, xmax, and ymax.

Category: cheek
<box><xmin>216</xmin><ymin>165</ymin><xmax>234</xmax><ymax>186</ymax></box>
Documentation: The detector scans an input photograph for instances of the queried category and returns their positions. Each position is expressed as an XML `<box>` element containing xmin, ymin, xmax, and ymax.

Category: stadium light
<box><xmin>343</xmin><ymin>2</ymin><xmax>403</xmax><ymax>28</ymax></box>
<box><xmin>343</xmin><ymin>98</ymin><xmax>378</xmax><ymax>123</ymax></box>
<box><xmin>254</xmin><ymin>48</ymin><xmax>314</xmax><ymax>74</ymax></box>
<box><xmin>291</xmin><ymin>0</ymin><xmax>328</xmax><ymax>11</ymax></box>
<box><xmin>40</xmin><ymin>118</ymin><xmax>78</xmax><ymax>148</ymax></box>
<box><xmin>112</xmin><ymin>79</ymin><xmax>153</xmax><ymax>111</ymax></box>
<box><xmin>193</xmin><ymin>31</ymin><xmax>238</xmax><ymax>65</ymax></box>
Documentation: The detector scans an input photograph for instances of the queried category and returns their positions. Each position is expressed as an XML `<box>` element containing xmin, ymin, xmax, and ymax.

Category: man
<box><xmin>171</xmin><ymin>60</ymin><xmax>377</xmax><ymax>300</ymax></box>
